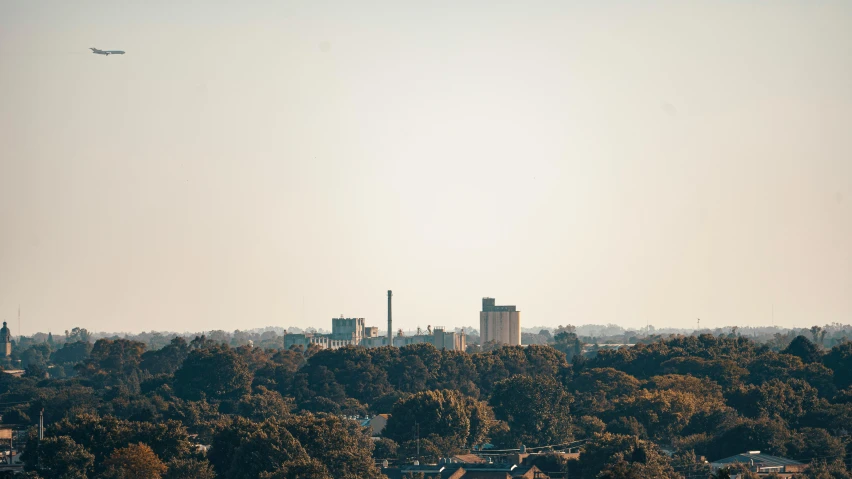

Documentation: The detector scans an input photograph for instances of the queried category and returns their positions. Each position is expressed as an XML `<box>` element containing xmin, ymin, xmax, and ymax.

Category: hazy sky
<box><xmin>1</xmin><ymin>1</ymin><xmax>851</xmax><ymax>335</ymax></box>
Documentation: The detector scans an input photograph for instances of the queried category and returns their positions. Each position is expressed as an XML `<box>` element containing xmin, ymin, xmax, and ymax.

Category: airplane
<box><xmin>90</xmin><ymin>48</ymin><xmax>125</xmax><ymax>56</ymax></box>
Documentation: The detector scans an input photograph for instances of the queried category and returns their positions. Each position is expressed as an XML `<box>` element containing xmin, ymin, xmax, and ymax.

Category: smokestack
<box><xmin>387</xmin><ymin>290</ymin><xmax>393</xmax><ymax>346</ymax></box>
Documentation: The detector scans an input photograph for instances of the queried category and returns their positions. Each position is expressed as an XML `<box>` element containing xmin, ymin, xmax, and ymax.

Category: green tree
<box><xmin>465</xmin><ymin>397</ymin><xmax>496</xmax><ymax>448</ymax></box>
<box><xmin>384</xmin><ymin>389</ymin><xmax>471</xmax><ymax>454</ymax></box>
<box><xmin>75</xmin><ymin>339</ymin><xmax>146</xmax><ymax>388</ymax></box>
<box><xmin>21</xmin><ymin>343</ymin><xmax>52</xmax><ymax>368</ymax></box>
<box><xmin>783</xmin><ymin>336</ymin><xmax>822</xmax><ymax>363</ymax></box>
<box><xmin>786</xmin><ymin>427</ymin><xmax>846</xmax><ymax>464</ymax></box>
<box><xmin>671</xmin><ymin>450</ymin><xmax>711</xmax><ymax>479</ymax></box>
<box><xmin>580</xmin><ymin>433</ymin><xmax>681</xmax><ymax>479</ymax></box>
<box><xmin>65</xmin><ymin>327</ymin><xmax>90</xmax><ymax>343</ymax></box>
<box><xmin>163</xmin><ymin>458</ymin><xmax>216</xmax><ymax>479</ymax></box>
<box><xmin>702</xmin><ymin>418</ymin><xmax>793</xmax><ymax>459</ymax></box>
<box><xmin>553</xmin><ymin>331</ymin><xmax>584</xmax><ymax>359</ymax></box>
<box><xmin>613</xmin><ymin>388</ymin><xmax>728</xmax><ymax>440</ymax></box>
<box><xmin>140</xmin><ymin>337</ymin><xmax>190</xmax><ymax>375</ymax></box>
<box><xmin>281</xmin><ymin>414</ymin><xmax>383</xmax><ymax>479</ymax></box>
<box><xmin>25</xmin><ymin>435</ymin><xmax>94</xmax><ymax>479</ymax></box>
<box><xmin>233</xmin><ymin>386</ymin><xmax>294</xmax><ymax>421</ymax></box>
<box><xmin>373</xmin><ymin>438</ymin><xmax>399</xmax><ymax>460</ymax></box>
<box><xmin>489</xmin><ymin>375</ymin><xmax>573</xmax><ymax>447</ymax></box>
<box><xmin>174</xmin><ymin>345</ymin><xmax>252</xmax><ymax>400</ymax></box>
<box><xmin>209</xmin><ymin>417</ymin><xmax>307</xmax><ymax>479</ymax></box>
<box><xmin>803</xmin><ymin>460</ymin><xmax>852</xmax><ymax>479</ymax></box>
<box><xmin>260</xmin><ymin>457</ymin><xmax>332</xmax><ymax>479</ymax></box>
<box><xmin>575</xmin><ymin>415</ymin><xmax>607</xmax><ymax>438</ymax></box>
<box><xmin>824</xmin><ymin>342</ymin><xmax>852</xmax><ymax>389</ymax></box>
<box><xmin>50</xmin><ymin>341</ymin><xmax>92</xmax><ymax>367</ymax></box>
<box><xmin>42</xmin><ymin>414</ymin><xmax>193</xmax><ymax>468</ymax></box>
<box><xmin>470</xmin><ymin>353</ymin><xmax>509</xmax><ymax>395</ymax></box>
<box><xmin>523</xmin><ymin>344</ymin><xmax>568</xmax><ymax>377</ymax></box>
<box><xmin>388</xmin><ymin>354</ymin><xmax>430</xmax><ymax>393</ymax></box>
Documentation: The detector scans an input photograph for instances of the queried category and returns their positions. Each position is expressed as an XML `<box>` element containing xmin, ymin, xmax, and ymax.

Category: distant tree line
<box><xmin>3</xmin><ymin>327</ymin><xmax>852</xmax><ymax>478</ymax></box>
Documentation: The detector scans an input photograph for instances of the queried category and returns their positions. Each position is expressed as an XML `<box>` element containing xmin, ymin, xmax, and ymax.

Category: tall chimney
<box><xmin>387</xmin><ymin>290</ymin><xmax>393</xmax><ymax>346</ymax></box>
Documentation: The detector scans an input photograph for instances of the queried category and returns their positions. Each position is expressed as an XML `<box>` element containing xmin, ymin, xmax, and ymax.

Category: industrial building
<box><xmin>479</xmin><ymin>297</ymin><xmax>521</xmax><ymax>346</ymax></box>
<box><xmin>282</xmin><ymin>291</ymin><xmax>466</xmax><ymax>351</ymax></box>
<box><xmin>331</xmin><ymin>317</ymin><xmax>367</xmax><ymax>342</ymax></box>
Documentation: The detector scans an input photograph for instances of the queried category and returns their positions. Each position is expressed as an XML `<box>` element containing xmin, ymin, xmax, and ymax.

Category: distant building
<box><xmin>332</xmin><ymin>317</ymin><xmax>366</xmax><ymax>342</ymax></box>
<box><xmin>382</xmin><ymin>463</ymin><xmax>549</xmax><ymax>478</ymax></box>
<box><xmin>480</xmin><ymin>298</ymin><xmax>520</xmax><ymax>346</ymax></box>
<box><xmin>0</xmin><ymin>322</ymin><xmax>11</xmax><ymax>357</ymax></box>
<box><xmin>710</xmin><ymin>451</ymin><xmax>805</xmax><ymax>475</ymax></box>
<box><xmin>282</xmin><ymin>294</ymin><xmax>466</xmax><ymax>351</ymax></box>
<box><xmin>283</xmin><ymin>333</ymin><xmax>359</xmax><ymax>350</ymax></box>
<box><xmin>433</xmin><ymin>327</ymin><xmax>466</xmax><ymax>351</ymax></box>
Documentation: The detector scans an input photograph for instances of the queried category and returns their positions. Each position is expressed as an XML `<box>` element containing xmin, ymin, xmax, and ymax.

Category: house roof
<box><xmin>450</xmin><ymin>454</ymin><xmax>487</xmax><ymax>464</ymax></box>
<box><xmin>711</xmin><ymin>452</ymin><xmax>804</xmax><ymax>468</ymax></box>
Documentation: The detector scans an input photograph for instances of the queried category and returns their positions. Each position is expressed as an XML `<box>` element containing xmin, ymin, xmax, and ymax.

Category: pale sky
<box><xmin>1</xmin><ymin>0</ymin><xmax>851</xmax><ymax>335</ymax></box>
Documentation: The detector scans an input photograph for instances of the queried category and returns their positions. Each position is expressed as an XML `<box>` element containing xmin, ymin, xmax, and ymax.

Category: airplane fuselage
<box><xmin>90</xmin><ymin>48</ymin><xmax>125</xmax><ymax>56</ymax></box>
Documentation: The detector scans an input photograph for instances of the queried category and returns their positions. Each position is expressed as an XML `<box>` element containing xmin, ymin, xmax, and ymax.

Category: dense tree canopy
<box><xmin>8</xmin><ymin>327</ymin><xmax>852</xmax><ymax>479</ymax></box>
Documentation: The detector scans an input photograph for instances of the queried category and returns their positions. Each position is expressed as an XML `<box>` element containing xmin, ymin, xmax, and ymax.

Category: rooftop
<box><xmin>383</xmin><ymin>463</ymin><xmax>543</xmax><ymax>479</ymax></box>
<box><xmin>711</xmin><ymin>451</ymin><xmax>804</xmax><ymax>468</ymax></box>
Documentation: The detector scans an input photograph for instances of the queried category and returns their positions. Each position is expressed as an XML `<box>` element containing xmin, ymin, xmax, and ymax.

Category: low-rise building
<box><xmin>710</xmin><ymin>451</ymin><xmax>806</xmax><ymax>476</ymax></box>
<box><xmin>283</xmin><ymin>333</ymin><xmax>359</xmax><ymax>350</ymax></box>
<box><xmin>284</xmin><ymin>314</ymin><xmax>466</xmax><ymax>352</ymax></box>
<box><xmin>382</xmin><ymin>463</ymin><xmax>549</xmax><ymax>479</ymax></box>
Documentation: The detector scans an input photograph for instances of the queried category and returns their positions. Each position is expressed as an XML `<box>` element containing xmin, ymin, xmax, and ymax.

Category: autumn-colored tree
<box><xmin>102</xmin><ymin>443</ymin><xmax>168</xmax><ymax>479</ymax></box>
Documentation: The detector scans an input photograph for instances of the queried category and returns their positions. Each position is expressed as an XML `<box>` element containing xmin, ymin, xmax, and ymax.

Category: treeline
<box><xmin>16</xmin><ymin>322</ymin><xmax>852</xmax><ymax>361</ymax></box>
<box><xmin>3</xmin><ymin>333</ymin><xmax>852</xmax><ymax>478</ymax></box>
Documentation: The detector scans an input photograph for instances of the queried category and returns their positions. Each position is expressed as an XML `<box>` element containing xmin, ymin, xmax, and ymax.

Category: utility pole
<box><xmin>415</xmin><ymin>422</ymin><xmax>420</xmax><ymax>463</ymax></box>
<box><xmin>697</xmin><ymin>318</ymin><xmax>700</xmax><ymax>331</ymax></box>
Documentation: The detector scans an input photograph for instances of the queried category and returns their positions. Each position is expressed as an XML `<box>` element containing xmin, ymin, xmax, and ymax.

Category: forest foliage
<box><xmin>4</xmin><ymin>331</ymin><xmax>852</xmax><ymax>478</ymax></box>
